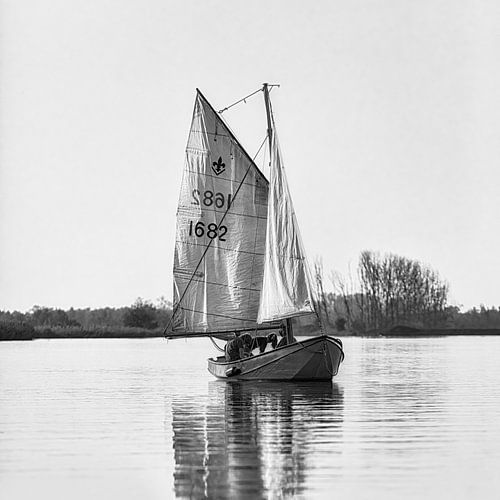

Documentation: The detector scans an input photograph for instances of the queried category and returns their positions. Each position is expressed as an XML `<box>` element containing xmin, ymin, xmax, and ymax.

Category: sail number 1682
<box><xmin>189</xmin><ymin>221</ymin><xmax>227</xmax><ymax>241</ymax></box>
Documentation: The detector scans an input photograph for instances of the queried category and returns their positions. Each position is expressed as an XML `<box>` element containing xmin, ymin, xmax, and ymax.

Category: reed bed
<box><xmin>0</xmin><ymin>323</ymin><xmax>164</xmax><ymax>341</ymax></box>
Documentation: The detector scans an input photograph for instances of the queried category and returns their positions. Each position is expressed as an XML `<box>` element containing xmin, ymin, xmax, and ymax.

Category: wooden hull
<box><xmin>207</xmin><ymin>335</ymin><xmax>344</xmax><ymax>381</ymax></box>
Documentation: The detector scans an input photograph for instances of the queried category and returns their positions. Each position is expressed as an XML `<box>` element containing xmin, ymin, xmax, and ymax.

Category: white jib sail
<box><xmin>173</xmin><ymin>91</ymin><xmax>268</xmax><ymax>333</ymax></box>
<box><xmin>257</xmin><ymin>113</ymin><xmax>314</xmax><ymax>323</ymax></box>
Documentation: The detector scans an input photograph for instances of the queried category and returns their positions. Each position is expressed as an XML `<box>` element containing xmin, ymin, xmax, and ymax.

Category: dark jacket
<box><xmin>225</xmin><ymin>337</ymin><xmax>244</xmax><ymax>361</ymax></box>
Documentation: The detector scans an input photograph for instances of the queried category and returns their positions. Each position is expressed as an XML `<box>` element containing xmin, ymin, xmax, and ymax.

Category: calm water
<box><xmin>1</xmin><ymin>337</ymin><xmax>500</xmax><ymax>499</ymax></box>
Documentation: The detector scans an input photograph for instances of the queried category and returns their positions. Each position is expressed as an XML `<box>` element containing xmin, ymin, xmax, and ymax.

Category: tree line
<box><xmin>0</xmin><ymin>297</ymin><xmax>172</xmax><ymax>331</ymax></box>
<box><xmin>314</xmin><ymin>250</ymin><xmax>500</xmax><ymax>333</ymax></box>
<box><xmin>2</xmin><ymin>251</ymin><xmax>499</xmax><ymax>338</ymax></box>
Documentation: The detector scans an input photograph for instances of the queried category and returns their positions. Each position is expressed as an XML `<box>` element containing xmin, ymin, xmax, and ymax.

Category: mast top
<box><xmin>262</xmin><ymin>83</ymin><xmax>280</xmax><ymax>158</ymax></box>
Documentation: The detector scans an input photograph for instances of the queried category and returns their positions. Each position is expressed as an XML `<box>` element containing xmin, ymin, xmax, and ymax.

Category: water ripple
<box><xmin>2</xmin><ymin>337</ymin><xmax>500</xmax><ymax>499</ymax></box>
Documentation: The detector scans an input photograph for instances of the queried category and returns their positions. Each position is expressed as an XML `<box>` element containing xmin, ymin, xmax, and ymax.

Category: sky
<box><xmin>1</xmin><ymin>0</ymin><xmax>499</xmax><ymax>312</ymax></box>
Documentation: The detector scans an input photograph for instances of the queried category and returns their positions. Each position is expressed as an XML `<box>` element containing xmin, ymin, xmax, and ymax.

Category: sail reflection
<box><xmin>171</xmin><ymin>381</ymin><xmax>344</xmax><ymax>499</ymax></box>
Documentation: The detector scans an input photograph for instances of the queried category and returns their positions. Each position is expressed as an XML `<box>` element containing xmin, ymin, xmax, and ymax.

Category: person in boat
<box><xmin>276</xmin><ymin>326</ymin><xmax>297</xmax><ymax>349</ymax></box>
<box><xmin>250</xmin><ymin>333</ymin><xmax>278</xmax><ymax>353</ymax></box>
<box><xmin>267</xmin><ymin>332</ymin><xmax>278</xmax><ymax>349</ymax></box>
<box><xmin>225</xmin><ymin>333</ymin><xmax>253</xmax><ymax>362</ymax></box>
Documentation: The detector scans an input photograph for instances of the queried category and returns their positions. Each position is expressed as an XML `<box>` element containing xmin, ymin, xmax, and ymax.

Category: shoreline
<box><xmin>0</xmin><ymin>325</ymin><xmax>165</xmax><ymax>342</ymax></box>
<box><xmin>2</xmin><ymin>327</ymin><xmax>500</xmax><ymax>341</ymax></box>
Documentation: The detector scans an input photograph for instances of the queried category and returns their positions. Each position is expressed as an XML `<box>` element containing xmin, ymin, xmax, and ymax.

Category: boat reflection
<box><xmin>171</xmin><ymin>381</ymin><xmax>344</xmax><ymax>499</ymax></box>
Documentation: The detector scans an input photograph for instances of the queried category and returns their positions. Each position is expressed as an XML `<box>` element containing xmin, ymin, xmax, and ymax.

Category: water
<box><xmin>1</xmin><ymin>337</ymin><xmax>500</xmax><ymax>499</ymax></box>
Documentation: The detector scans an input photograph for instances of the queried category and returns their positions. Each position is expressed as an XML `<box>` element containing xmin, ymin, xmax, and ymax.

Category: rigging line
<box><xmin>218</xmin><ymin>84</ymin><xmax>280</xmax><ymax>114</ymax></box>
<box><xmin>163</xmin><ymin>134</ymin><xmax>268</xmax><ymax>336</ymax></box>
<box><xmin>218</xmin><ymin>87</ymin><xmax>262</xmax><ymax>114</ymax></box>
<box><xmin>209</xmin><ymin>336</ymin><xmax>226</xmax><ymax>352</ymax></box>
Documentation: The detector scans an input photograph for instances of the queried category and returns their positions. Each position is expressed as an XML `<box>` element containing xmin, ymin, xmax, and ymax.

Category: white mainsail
<box><xmin>172</xmin><ymin>91</ymin><xmax>268</xmax><ymax>333</ymax></box>
<box><xmin>257</xmin><ymin>103</ymin><xmax>314</xmax><ymax>323</ymax></box>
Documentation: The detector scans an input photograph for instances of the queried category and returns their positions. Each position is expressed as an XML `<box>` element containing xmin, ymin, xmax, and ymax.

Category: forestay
<box><xmin>257</xmin><ymin>107</ymin><xmax>314</xmax><ymax>323</ymax></box>
<box><xmin>172</xmin><ymin>91</ymin><xmax>268</xmax><ymax>334</ymax></box>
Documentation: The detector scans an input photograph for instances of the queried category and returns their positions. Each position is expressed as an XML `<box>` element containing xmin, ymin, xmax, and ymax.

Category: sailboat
<box><xmin>165</xmin><ymin>84</ymin><xmax>344</xmax><ymax>380</ymax></box>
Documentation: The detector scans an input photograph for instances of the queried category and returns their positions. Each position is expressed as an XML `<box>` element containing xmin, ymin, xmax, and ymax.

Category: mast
<box><xmin>262</xmin><ymin>83</ymin><xmax>294</xmax><ymax>344</ymax></box>
<box><xmin>263</xmin><ymin>83</ymin><xmax>273</xmax><ymax>160</ymax></box>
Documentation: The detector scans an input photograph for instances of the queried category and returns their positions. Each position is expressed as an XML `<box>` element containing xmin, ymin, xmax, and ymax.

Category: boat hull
<box><xmin>207</xmin><ymin>335</ymin><xmax>344</xmax><ymax>381</ymax></box>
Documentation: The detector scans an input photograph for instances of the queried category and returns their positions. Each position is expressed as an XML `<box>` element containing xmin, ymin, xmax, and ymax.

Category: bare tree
<box><xmin>330</xmin><ymin>251</ymin><xmax>449</xmax><ymax>332</ymax></box>
<box><xmin>357</xmin><ymin>251</ymin><xmax>449</xmax><ymax>330</ymax></box>
<box><xmin>313</xmin><ymin>257</ymin><xmax>331</xmax><ymax>325</ymax></box>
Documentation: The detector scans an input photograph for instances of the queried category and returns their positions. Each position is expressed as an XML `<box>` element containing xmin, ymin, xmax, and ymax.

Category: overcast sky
<box><xmin>1</xmin><ymin>0</ymin><xmax>499</xmax><ymax>311</ymax></box>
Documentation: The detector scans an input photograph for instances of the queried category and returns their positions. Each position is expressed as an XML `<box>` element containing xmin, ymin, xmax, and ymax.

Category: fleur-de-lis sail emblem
<box><xmin>212</xmin><ymin>156</ymin><xmax>226</xmax><ymax>176</ymax></box>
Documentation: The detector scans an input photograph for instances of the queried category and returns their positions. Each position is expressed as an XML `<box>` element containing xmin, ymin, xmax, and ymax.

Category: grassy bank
<box><xmin>0</xmin><ymin>322</ymin><xmax>36</xmax><ymax>341</ymax></box>
<box><xmin>370</xmin><ymin>326</ymin><xmax>500</xmax><ymax>337</ymax></box>
<box><xmin>0</xmin><ymin>322</ymin><xmax>164</xmax><ymax>341</ymax></box>
<box><xmin>3</xmin><ymin>321</ymin><xmax>500</xmax><ymax>342</ymax></box>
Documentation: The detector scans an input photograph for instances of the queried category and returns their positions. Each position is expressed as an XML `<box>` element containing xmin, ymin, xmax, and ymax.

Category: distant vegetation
<box><xmin>0</xmin><ymin>297</ymin><xmax>172</xmax><ymax>341</ymax></box>
<box><xmin>2</xmin><ymin>251</ymin><xmax>499</xmax><ymax>341</ymax></box>
<box><xmin>314</xmin><ymin>250</ymin><xmax>500</xmax><ymax>334</ymax></box>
